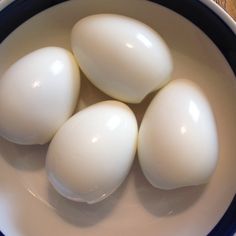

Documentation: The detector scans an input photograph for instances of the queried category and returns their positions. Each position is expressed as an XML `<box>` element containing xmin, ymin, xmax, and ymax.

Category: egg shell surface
<box><xmin>71</xmin><ymin>14</ymin><xmax>173</xmax><ymax>103</ymax></box>
<box><xmin>0</xmin><ymin>47</ymin><xmax>80</xmax><ymax>145</ymax></box>
<box><xmin>138</xmin><ymin>79</ymin><xmax>219</xmax><ymax>190</ymax></box>
<box><xmin>46</xmin><ymin>100</ymin><xmax>138</xmax><ymax>204</ymax></box>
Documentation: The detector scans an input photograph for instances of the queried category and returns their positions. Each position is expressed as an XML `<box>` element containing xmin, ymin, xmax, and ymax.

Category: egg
<box><xmin>71</xmin><ymin>14</ymin><xmax>172</xmax><ymax>103</ymax></box>
<box><xmin>138</xmin><ymin>79</ymin><xmax>218</xmax><ymax>190</ymax></box>
<box><xmin>0</xmin><ymin>47</ymin><xmax>80</xmax><ymax>145</ymax></box>
<box><xmin>46</xmin><ymin>101</ymin><xmax>138</xmax><ymax>204</ymax></box>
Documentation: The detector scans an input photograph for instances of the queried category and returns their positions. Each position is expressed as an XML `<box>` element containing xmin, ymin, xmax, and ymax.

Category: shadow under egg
<box><xmin>128</xmin><ymin>90</ymin><xmax>157</xmax><ymax>127</ymax></box>
<box><xmin>75</xmin><ymin>71</ymin><xmax>112</xmax><ymax>112</ymax></box>
<box><xmin>47</xmin><ymin>173</ymin><xmax>129</xmax><ymax>227</ymax></box>
<box><xmin>0</xmin><ymin>137</ymin><xmax>47</xmax><ymax>171</ymax></box>
<box><xmin>75</xmin><ymin>70</ymin><xmax>158</xmax><ymax>125</ymax></box>
<box><xmin>133</xmin><ymin>160</ymin><xmax>206</xmax><ymax>217</ymax></box>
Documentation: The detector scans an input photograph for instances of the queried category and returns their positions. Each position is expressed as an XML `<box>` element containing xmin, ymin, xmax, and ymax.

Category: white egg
<box><xmin>0</xmin><ymin>47</ymin><xmax>80</xmax><ymax>145</ymax></box>
<box><xmin>46</xmin><ymin>101</ymin><xmax>138</xmax><ymax>204</ymax></box>
<box><xmin>138</xmin><ymin>79</ymin><xmax>218</xmax><ymax>190</ymax></box>
<box><xmin>71</xmin><ymin>14</ymin><xmax>172</xmax><ymax>103</ymax></box>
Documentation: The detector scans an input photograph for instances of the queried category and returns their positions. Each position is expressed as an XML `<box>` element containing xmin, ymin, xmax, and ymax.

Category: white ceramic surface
<box><xmin>0</xmin><ymin>0</ymin><xmax>14</xmax><ymax>11</ymax></box>
<box><xmin>0</xmin><ymin>0</ymin><xmax>236</xmax><ymax>236</ymax></box>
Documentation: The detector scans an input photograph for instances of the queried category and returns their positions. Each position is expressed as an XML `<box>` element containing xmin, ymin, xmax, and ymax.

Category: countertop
<box><xmin>215</xmin><ymin>0</ymin><xmax>236</xmax><ymax>20</ymax></box>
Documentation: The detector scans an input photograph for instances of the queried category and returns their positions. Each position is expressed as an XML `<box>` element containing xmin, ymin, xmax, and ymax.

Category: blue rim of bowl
<box><xmin>0</xmin><ymin>0</ymin><xmax>235</xmax><ymax>235</ymax></box>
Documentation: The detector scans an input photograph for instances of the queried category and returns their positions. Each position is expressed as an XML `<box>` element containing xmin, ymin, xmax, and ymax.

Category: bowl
<box><xmin>0</xmin><ymin>0</ymin><xmax>236</xmax><ymax>235</ymax></box>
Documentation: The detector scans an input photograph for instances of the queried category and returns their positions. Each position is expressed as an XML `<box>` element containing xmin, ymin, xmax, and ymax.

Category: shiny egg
<box><xmin>46</xmin><ymin>100</ymin><xmax>138</xmax><ymax>204</ymax></box>
<box><xmin>138</xmin><ymin>79</ymin><xmax>218</xmax><ymax>190</ymax></box>
<box><xmin>71</xmin><ymin>14</ymin><xmax>172</xmax><ymax>103</ymax></box>
<box><xmin>0</xmin><ymin>47</ymin><xmax>80</xmax><ymax>145</ymax></box>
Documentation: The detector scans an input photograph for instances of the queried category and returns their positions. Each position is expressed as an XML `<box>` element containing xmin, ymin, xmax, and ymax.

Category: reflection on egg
<box><xmin>138</xmin><ymin>79</ymin><xmax>218</xmax><ymax>190</ymax></box>
<box><xmin>71</xmin><ymin>14</ymin><xmax>172</xmax><ymax>103</ymax></box>
<box><xmin>0</xmin><ymin>47</ymin><xmax>80</xmax><ymax>145</ymax></box>
<box><xmin>46</xmin><ymin>101</ymin><xmax>138</xmax><ymax>204</ymax></box>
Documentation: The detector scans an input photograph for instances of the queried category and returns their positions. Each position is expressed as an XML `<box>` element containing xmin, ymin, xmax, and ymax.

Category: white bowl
<box><xmin>0</xmin><ymin>1</ymin><xmax>236</xmax><ymax>236</ymax></box>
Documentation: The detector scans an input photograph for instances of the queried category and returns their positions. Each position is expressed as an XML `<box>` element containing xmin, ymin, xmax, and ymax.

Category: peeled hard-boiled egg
<box><xmin>138</xmin><ymin>79</ymin><xmax>218</xmax><ymax>190</ymax></box>
<box><xmin>71</xmin><ymin>14</ymin><xmax>172</xmax><ymax>103</ymax></box>
<box><xmin>46</xmin><ymin>101</ymin><xmax>138</xmax><ymax>204</ymax></box>
<box><xmin>0</xmin><ymin>47</ymin><xmax>80</xmax><ymax>145</ymax></box>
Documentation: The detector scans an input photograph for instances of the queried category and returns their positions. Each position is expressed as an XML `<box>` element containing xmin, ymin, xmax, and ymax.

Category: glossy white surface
<box><xmin>0</xmin><ymin>0</ymin><xmax>236</xmax><ymax>236</ymax></box>
<box><xmin>0</xmin><ymin>47</ymin><xmax>80</xmax><ymax>145</ymax></box>
<box><xmin>138</xmin><ymin>79</ymin><xmax>218</xmax><ymax>190</ymax></box>
<box><xmin>0</xmin><ymin>0</ymin><xmax>14</xmax><ymax>11</ymax></box>
<box><xmin>71</xmin><ymin>14</ymin><xmax>172</xmax><ymax>103</ymax></box>
<box><xmin>46</xmin><ymin>101</ymin><xmax>138</xmax><ymax>204</ymax></box>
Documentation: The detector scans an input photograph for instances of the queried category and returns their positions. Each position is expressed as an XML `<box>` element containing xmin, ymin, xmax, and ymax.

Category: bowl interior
<box><xmin>0</xmin><ymin>1</ymin><xmax>236</xmax><ymax>236</ymax></box>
